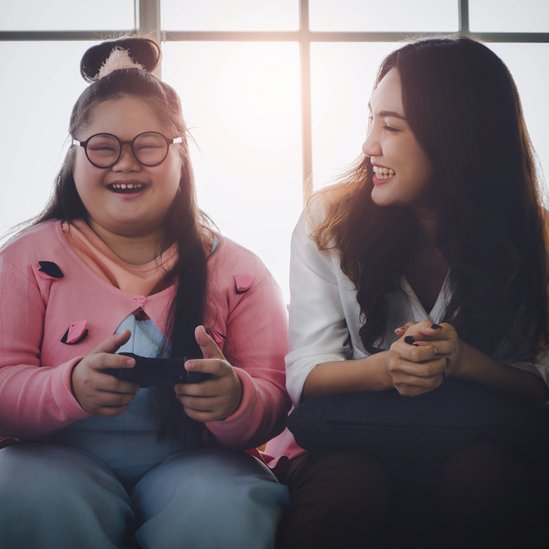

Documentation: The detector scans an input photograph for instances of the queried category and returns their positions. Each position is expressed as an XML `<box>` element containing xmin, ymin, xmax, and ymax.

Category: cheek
<box><xmin>162</xmin><ymin>157</ymin><xmax>183</xmax><ymax>193</ymax></box>
<box><xmin>409</xmin><ymin>148</ymin><xmax>434</xmax><ymax>188</ymax></box>
<box><xmin>73</xmin><ymin>156</ymin><xmax>99</xmax><ymax>190</ymax></box>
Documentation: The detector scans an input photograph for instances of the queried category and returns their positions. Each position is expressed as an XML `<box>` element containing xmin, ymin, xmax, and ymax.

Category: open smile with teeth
<box><xmin>110</xmin><ymin>183</ymin><xmax>145</xmax><ymax>193</ymax></box>
<box><xmin>372</xmin><ymin>166</ymin><xmax>396</xmax><ymax>179</ymax></box>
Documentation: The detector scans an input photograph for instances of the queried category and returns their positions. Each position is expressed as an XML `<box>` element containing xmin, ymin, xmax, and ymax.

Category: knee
<box><xmin>134</xmin><ymin>449</ymin><xmax>287</xmax><ymax>549</ymax></box>
<box><xmin>0</xmin><ymin>445</ymin><xmax>56</xmax><ymax>504</ymax></box>
<box><xmin>437</xmin><ymin>442</ymin><xmax>546</xmax><ymax>548</ymax></box>
<box><xmin>287</xmin><ymin>452</ymin><xmax>390</xmax><ymax>512</ymax></box>
<box><xmin>0</xmin><ymin>444</ymin><xmax>133</xmax><ymax>549</ymax></box>
<box><xmin>439</xmin><ymin>442</ymin><xmax>525</xmax><ymax>507</ymax></box>
<box><xmin>276</xmin><ymin>452</ymin><xmax>391</xmax><ymax>549</ymax></box>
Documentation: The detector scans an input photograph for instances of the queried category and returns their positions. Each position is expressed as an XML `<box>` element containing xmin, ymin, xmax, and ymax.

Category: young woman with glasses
<box><xmin>0</xmin><ymin>37</ymin><xmax>290</xmax><ymax>549</ymax></box>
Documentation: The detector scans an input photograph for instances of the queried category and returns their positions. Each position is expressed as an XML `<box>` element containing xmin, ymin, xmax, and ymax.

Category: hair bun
<box><xmin>80</xmin><ymin>37</ymin><xmax>161</xmax><ymax>82</ymax></box>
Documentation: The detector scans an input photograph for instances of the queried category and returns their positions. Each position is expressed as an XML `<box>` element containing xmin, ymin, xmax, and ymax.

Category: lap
<box><xmin>276</xmin><ymin>442</ymin><xmax>549</xmax><ymax>549</ymax></box>
<box><xmin>0</xmin><ymin>442</ymin><xmax>133</xmax><ymax>549</ymax></box>
<box><xmin>133</xmin><ymin>447</ymin><xmax>288</xmax><ymax>549</ymax></box>
<box><xmin>0</xmin><ymin>443</ymin><xmax>288</xmax><ymax>549</ymax></box>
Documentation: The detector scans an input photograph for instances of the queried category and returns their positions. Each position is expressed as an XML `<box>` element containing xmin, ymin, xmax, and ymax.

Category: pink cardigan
<box><xmin>0</xmin><ymin>220</ymin><xmax>291</xmax><ymax>450</ymax></box>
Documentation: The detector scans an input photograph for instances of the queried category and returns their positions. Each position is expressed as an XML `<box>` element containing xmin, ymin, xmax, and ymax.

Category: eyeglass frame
<box><xmin>71</xmin><ymin>131</ymin><xmax>183</xmax><ymax>169</ymax></box>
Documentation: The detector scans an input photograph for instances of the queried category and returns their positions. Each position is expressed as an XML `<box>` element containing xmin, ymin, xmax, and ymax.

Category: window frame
<box><xmin>1</xmin><ymin>0</ymin><xmax>549</xmax><ymax>204</ymax></box>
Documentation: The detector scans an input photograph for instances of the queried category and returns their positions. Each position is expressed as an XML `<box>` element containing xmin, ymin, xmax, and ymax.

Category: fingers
<box><xmin>176</xmin><ymin>389</ymin><xmax>241</xmax><ymax>423</ymax></box>
<box><xmin>85</xmin><ymin>352</ymin><xmax>136</xmax><ymax>373</ymax></box>
<box><xmin>184</xmin><ymin>324</ymin><xmax>230</xmax><ymax>378</ymax></box>
<box><xmin>390</xmin><ymin>355</ymin><xmax>448</xmax><ymax>379</ymax></box>
<box><xmin>394</xmin><ymin>378</ymin><xmax>444</xmax><ymax>397</ymax></box>
<box><xmin>387</xmin><ymin>354</ymin><xmax>446</xmax><ymax>396</ymax></box>
<box><xmin>175</xmin><ymin>388</ymin><xmax>241</xmax><ymax>422</ymax></box>
<box><xmin>394</xmin><ymin>322</ymin><xmax>414</xmax><ymax>337</ymax></box>
<box><xmin>175</xmin><ymin>337</ymin><xmax>242</xmax><ymax>422</ymax></box>
<box><xmin>71</xmin><ymin>331</ymin><xmax>139</xmax><ymax>415</ymax></box>
<box><xmin>387</xmin><ymin>321</ymin><xmax>462</xmax><ymax>397</ymax></box>
<box><xmin>194</xmin><ymin>325</ymin><xmax>225</xmax><ymax>360</ymax></box>
<box><xmin>391</xmin><ymin>336</ymin><xmax>439</xmax><ymax>363</ymax></box>
<box><xmin>91</xmin><ymin>329</ymin><xmax>132</xmax><ymax>355</ymax></box>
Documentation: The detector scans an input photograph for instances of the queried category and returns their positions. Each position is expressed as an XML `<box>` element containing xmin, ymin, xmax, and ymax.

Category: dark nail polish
<box><xmin>404</xmin><ymin>336</ymin><xmax>416</xmax><ymax>345</ymax></box>
<box><xmin>431</xmin><ymin>323</ymin><xmax>441</xmax><ymax>329</ymax></box>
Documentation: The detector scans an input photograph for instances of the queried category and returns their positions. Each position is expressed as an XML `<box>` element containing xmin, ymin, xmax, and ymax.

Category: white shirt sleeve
<box><xmin>285</xmin><ymin>208</ymin><xmax>351</xmax><ymax>405</ymax></box>
<box><xmin>507</xmin><ymin>350</ymin><xmax>549</xmax><ymax>390</ymax></box>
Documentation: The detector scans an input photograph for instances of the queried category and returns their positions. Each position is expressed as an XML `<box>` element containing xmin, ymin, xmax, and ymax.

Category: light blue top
<box><xmin>49</xmin><ymin>314</ymin><xmax>203</xmax><ymax>487</ymax></box>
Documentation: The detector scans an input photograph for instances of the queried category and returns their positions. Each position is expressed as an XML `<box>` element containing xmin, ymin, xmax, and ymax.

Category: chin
<box><xmin>370</xmin><ymin>189</ymin><xmax>396</xmax><ymax>208</ymax></box>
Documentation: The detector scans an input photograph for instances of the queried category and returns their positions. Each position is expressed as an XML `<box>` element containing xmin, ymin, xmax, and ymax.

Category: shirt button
<box><xmin>135</xmin><ymin>295</ymin><xmax>146</xmax><ymax>304</ymax></box>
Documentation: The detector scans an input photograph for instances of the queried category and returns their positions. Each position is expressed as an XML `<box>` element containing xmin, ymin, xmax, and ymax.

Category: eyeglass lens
<box><xmin>85</xmin><ymin>133</ymin><xmax>169</xmax><ymax>168</ymax></box>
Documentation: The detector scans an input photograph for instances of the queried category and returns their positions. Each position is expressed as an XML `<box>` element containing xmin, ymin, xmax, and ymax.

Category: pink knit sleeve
<box><xmin>0</xmin><ymin>254</ymin><xmax>89</xmax><ymax>439</ymax></box>
<box><xmin>205</xmin><ymin>261</ymin><xmax>291</xmax><ymax>450</ymax></box>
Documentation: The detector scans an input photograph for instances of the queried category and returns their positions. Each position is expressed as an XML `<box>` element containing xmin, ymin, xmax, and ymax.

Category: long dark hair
<box><xmin>36</xmin><ymin>37</ymin><xmax>210</xmax><ymax>437</ymax></box>
<box><xmin>314</xmin><ymin>37</ymin><xmax>548</xmax><ymax>359</ymax></box>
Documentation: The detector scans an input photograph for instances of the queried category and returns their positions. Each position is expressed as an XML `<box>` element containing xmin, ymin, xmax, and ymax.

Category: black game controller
<box><xmin>106</xmin><ymin>352</ymin><xmax>212</xmax><ymax>387</ymax></box>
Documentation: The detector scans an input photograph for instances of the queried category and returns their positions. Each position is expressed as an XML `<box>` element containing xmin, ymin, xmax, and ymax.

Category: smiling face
<box><xmin>362</xmin><ymin>68</ymin><xmax>434</xmax><ymax>212</ymax></box>
<box><xmin>72</xmin><ymin>95</ymin><xmax>183</xmax><ymax>242</ymax></box>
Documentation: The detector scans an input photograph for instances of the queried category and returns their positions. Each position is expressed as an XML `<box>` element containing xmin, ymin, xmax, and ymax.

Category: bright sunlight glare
<box><xmin>215</xmin><ymin>45</ymin><xmax>301</xmax><ymax>152</ymax></box>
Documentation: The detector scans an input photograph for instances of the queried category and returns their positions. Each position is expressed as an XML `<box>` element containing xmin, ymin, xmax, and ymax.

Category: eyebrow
<box><xmin>376</xmin><ymin>109</ymin><xmax>407</xmax><ymax>120</ymax></box>
<box><xmin>368</xmin><ymin>103</ymin><xmax>407</xmax><ymax>120</ymax></box>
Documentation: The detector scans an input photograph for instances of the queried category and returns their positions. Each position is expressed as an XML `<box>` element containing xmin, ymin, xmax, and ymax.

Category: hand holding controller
<box><xmin>106</xmin><ymin>352</ymin><xmax>212</xmax><ymax>388</ymax></box>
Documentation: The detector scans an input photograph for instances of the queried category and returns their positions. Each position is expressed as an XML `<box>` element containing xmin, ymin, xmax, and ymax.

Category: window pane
<box><xmin>162</xmin><ymin>42</ymin><xmax>303</xmax><ymax>300</ymax></box>
<box><xmin>486</xmin><ymin>43</ymin><xmax>549</xmax><ymax>201</ymax></box>
<box><xmin>310</xmin><ymin>0</ymin><xmax>458</xmax><ymax>31</ymax></box>
<box><xmin>470</xmin><ymin>0</ymin><xmax>549</xmax><ymax>32</ymax></box>
<box><xmin>311</xmin><ymin>42</ymin><xmax>399</xmax><ymax>189</ymax></box>
<box><xmin>1</xmin><ymin>1</ymin><xmax>134</xmax><ymax>31</ymax></box>
<box><xmin>162</xmin><ymin>0</ymin><xmax>299</xmax><ymax>31</ymax></box>
<box><xmin>0</xmin><ymin>42</ymin><xmax>89</xmax><ymax>239</ymax></box>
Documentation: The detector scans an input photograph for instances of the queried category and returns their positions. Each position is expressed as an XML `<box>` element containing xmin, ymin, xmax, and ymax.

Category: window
<box><xmin>2</xmin><ymin>0</ymin><xmax>549</xmax><ymax>300</ymax></box>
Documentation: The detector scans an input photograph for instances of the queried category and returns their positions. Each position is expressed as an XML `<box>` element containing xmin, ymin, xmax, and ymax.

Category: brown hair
<box><xmin>313</xmin><ymin>37</ymin><xmax>548</xmax><ymax>359</ymax></box>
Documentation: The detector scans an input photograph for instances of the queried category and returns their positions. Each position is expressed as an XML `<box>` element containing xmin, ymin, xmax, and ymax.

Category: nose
<box><xmin>112</xmin><ymin>142</ymin><xmax>141</xmax><ymax>170</ymax></box>
<box><xmin>362</xmin><ymin>126</ymin><xmax>381</xmax><ymax>158</ymax></box>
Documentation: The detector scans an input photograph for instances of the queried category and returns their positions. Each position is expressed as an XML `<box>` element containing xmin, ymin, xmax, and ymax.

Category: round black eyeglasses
<box><xmin>72</xmin><ymin>131</ymin><xmax>183</xmax><ymax>169</ymax></box>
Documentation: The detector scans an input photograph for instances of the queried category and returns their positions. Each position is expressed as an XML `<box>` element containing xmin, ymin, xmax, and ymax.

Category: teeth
<box><xmin>372</xmin><ymin>166</ymin><xmax>396</xmax><ymax>178</ymax></box>
<box><xmin>111</xmin><ymin>183</ymin><xmax>144</xmax><ymax>192</ymax></box>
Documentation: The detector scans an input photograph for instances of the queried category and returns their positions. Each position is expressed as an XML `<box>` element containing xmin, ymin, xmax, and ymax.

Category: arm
<box><xmin>403</xmin><ymin>321</ymin><xmax>549</xmax><ymax>401</ymax></box>
<box><xmin>302</xmin><ymin>355</ymin><xmax>390</xmax><ymax>401</ymax></box>
<box><xmin>177</xmin><ymin>261</ymin><xmax>292</xmax><ymax>450</ymax></box>
<box><xmin>285</xmin><ymin>210</ymin><xmax>355</xmax><ymax>404</ymax></box>
<box><xmin>457</xmin><ymin>343</ymin><xmax>548</xmax><ymax>400</ymax></box>
<box><xmin>286</xmin><ymin>209</ymin><xmax>454</xmax><ymax>402</ymax></box>
<box><xmin>0</xmin><ymin>252</ymin><xmax>141</xmax><ymax>438</ymax></box>
<box><xmin>303</xmin><ymin>338</ymin><xmax>452</xmax><ymax>400</ymax></box>
<box><xmin>0</xmin><ymin>255</ymin><xmax>89</xmax><ymax>438</ymax></box>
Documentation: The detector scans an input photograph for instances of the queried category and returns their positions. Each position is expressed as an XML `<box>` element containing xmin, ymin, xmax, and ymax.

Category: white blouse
<box><xmin>285</xmin><ymin>206</ymin><xmax>549</xmax><ymax>406</ymax></box>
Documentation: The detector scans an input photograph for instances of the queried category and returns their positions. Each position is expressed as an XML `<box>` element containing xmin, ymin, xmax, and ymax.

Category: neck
<box><xmin>89</xmin><ymin>222</ymin><xmax>168</xmax><ymax>264</ymax></box>
<box><xmin>414</xmin><ymin>206</ymin><xmax>438</xmax><ymax>245</ymax></box>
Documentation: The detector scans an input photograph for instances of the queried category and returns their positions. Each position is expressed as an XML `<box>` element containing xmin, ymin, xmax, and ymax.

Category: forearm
<box><xmin>302</xmin><ymin>351</ymin><xmax>392</xmax><ymax>401</ymax></box>
<box><xmin>206</xmin><ymin>368</ymin><xmax>291</xmax><ymax>449</ymax></box>
<box><xmin>0</xmin><ymin>360</ymin><xmax>89</xmax><ymax>438</ymax></box>
<box><xmin>454</xmin><ymin>343</ymin><xmax>549</xmax><ymax>401</ymax></box>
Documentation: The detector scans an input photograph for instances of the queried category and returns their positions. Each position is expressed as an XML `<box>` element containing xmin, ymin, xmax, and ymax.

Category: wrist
<box><xmin>371</xmin><ymin>350</ymin><xmax>395</xmax><ymax>391</ymax></box>
<box><xmin>449</xmin><ymin>341</ymin><xmax>468</xmax><ymax>378</ymax></box>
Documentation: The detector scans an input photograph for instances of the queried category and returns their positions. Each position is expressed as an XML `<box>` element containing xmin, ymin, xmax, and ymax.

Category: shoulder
<box><xmin>210</xmin><ymin>235</ymin><xmax>265</xmax><ymax>270</ymax></box>
<box><xmin>0</xmin><ymin>220</ymin><xmax>64</xmax><ymax>260</ymax></box>
<box><xmin>207</xmin><ymin>235</ymin><xmax>275</xmax><ymax>292</ymax></box>
<box><xmin>304</xmin><ymin>191</ymin><xmax>329</xmax><ymax>229</ymax></box>
<box><xmin>299</xmin><ymin>184</ymin><xmax>352</xmax><ymax>247</ymax></box>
